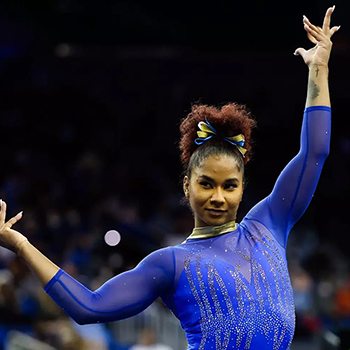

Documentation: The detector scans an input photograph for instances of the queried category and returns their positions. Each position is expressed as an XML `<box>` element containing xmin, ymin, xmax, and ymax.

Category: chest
<box><xmin>168</xmin><ymin>236</ymin><xmax>295</xmax><ymax>349</ymax></box>
<box><xmin>177</xmin><ymin>240</ymin><xmax>293</xmax><ymax>313</ymax></box>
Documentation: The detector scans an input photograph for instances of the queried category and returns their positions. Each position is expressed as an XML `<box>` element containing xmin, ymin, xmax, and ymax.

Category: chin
<box><xmin>205</xmin><ymin>216</ymin><xmax>228</xmax><ymax>226</ymax></box>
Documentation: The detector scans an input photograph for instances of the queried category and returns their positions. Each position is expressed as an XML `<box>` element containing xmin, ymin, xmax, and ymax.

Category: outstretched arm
<box><xmin>0</xmin><ymin>200</ymin><xmax>175</xmax><ymax>324</ymax></box>
<box><xmin>245</xmin><ymin>6</ymin><xmax>339</xmax><ymax>247</ymax></box>
<box><xmin>44</xmin><ymin>247</ymin><xmax>175</xmax><ymax>324</ymax></box>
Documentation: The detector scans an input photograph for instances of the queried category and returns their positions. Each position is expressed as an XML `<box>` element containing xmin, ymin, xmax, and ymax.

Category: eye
<box><xmin>225</xmin><ymin>183</ymin><xmax>238</xmax><ymax>190</ymax></box>
<box><xmin>200</xmin><ymin>181</ymin><xmax>212</xmax><ymax>189</ymax></box>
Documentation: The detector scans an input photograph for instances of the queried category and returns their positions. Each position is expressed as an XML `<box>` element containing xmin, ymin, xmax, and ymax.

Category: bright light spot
<box><xmin>104</xmin><ymin>230</ymin><xmax>121</xmax><ymax>246</ymax></box>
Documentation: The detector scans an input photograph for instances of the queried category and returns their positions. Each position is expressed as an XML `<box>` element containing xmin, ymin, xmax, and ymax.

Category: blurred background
<box><xmin>0</xmin><ymin>0</ymin><xmax>349</xmax><ymax>349</ymax></box>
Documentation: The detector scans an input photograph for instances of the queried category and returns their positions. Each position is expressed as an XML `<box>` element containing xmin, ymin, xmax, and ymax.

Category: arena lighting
<box><xmin>104</xmin><ymin>230</ymin><xmax>121</xmax><ymax>246</ymax></box>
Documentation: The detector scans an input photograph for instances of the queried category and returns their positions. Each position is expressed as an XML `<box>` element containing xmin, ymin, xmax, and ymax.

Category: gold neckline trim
<box><xmin>187</xmin><ymin>220</ymin><xmax>237</xmax><ymax>240</ymax></box>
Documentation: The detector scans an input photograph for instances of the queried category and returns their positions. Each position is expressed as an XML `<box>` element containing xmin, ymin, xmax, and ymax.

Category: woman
<box><xmin>0</xmin><ymin>6</ymin><xmax>340</xmax><ymax>350</ymax></box>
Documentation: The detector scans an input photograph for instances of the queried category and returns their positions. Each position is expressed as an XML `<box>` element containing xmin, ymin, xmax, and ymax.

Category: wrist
<box><xmin>308</xmin><ymin>64</ymin><xmax>329</xmax><ymax>71</ymax></box>
<box><xmin>16</xmin><ymin>239</ymin><xmax>30</xmax><ymax>256</ymax></box>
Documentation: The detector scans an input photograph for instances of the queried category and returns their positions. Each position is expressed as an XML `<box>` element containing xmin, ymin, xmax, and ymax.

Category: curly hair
<box><xmin>179</xmin><ymin>103</ymin><xmax>256</xmax><ymax>177</ymax></box>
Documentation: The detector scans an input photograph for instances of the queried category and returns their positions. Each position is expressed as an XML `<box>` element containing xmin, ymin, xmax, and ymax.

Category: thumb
<box><xmin>294</xmin><ymin>48</ymin><xmax>306</xmax><ymax>57</ymax></box>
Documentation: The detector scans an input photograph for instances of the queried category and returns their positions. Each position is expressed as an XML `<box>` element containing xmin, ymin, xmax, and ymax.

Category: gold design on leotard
<box><xmin>186</xmin><ymin>220</ymin><xmax>237</xmax><ymax>240</ymax></box>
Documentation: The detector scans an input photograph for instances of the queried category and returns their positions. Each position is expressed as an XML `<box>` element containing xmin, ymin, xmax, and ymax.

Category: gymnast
<box><xmin>0</xmin><ymin>6</ymin><xmax>340</xmax><ymax>350</ymax></box>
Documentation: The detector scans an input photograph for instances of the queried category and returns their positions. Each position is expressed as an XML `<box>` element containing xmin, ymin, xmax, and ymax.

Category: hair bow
<box><xmin>194</xmin><ymin>117</ymin><xmax>247</xmax><ymax>157</ymax></box>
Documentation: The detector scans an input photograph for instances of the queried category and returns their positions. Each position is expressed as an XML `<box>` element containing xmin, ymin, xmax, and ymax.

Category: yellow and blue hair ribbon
<box><xmin>194</xmin><ymin>117</ymin><xmax>247</xmax><ymax>157</ymax></box>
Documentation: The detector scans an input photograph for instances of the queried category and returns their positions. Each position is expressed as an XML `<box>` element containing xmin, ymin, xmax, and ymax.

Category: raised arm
<box><xmin>295</xmin><ymin>5</ymin><xmax>340</xmax><ymax>107</ymax></box>
<box><xmin>244</xmin><ymin>6</ymin><xmax>340</xmax><ymax>247</ymax></box>
<box><xmin>0</xmin><ymin>200</ymin><xmax>175</xmax><ymax>324</ymax></box>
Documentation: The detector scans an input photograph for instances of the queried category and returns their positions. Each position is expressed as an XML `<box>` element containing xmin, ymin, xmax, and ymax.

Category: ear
<box><xmin>183</xmin><ymin>176</ymin><xmax>190</xmax><ymax>198</ymax></box>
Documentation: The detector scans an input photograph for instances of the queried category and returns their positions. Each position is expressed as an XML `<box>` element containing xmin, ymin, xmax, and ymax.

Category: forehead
<box><xmin>192</xmin><ymin>155</ymin><xmax>242</xmax><ymax>180</ymax></box>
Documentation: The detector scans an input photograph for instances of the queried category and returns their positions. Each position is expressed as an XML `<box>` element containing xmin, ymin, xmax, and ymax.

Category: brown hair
<box><xmin>179</xmin><ymin>103</ymin><xmax>256</xmax><ymax>177</ymax></box>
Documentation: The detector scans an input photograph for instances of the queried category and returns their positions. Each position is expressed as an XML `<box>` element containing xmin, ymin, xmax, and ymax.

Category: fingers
<box><xmin>303</xmin><ymin>21</ymin><xmax>324</xmax><ymax>43</ymax></box>
<box><xmin>294</xmin><ymin>47</ymin><xmax>316</xmax><ymax>59</ymax></box>
<box><xmin>294</xmin><ymin>48</ymin><xmax>306</xmax><ymax>57</ymax></box>
<box><xmin>303</xmin><ymin>16</ymin><xmax>319</xmax><ymax>32</ymax></box>
<box><xmin>304</xmin><ymin>6</ymin><xmax>340</xmax><ymax>40</ymax></box>
<box><xmin>6</xmin><ymin>212</ymin><xmax>23</xmax><ymax>229</ymax></box>
<box><xmin>0</xmin><ymin>201</ymin><xmax>23</xmax><ymax>230</ymax></box>
<box><xmin>322</xmin><ymin>6</ymin><xmax>335</xmax><ymax>33</ymax></box>
<box><xmin>0</xmin><ymin>200</ymin><xmax>6</xmax><ymax>226</ymax></box>
<box><xmin>330</xmin><ymin>25</ymin><xmax>341</xmax><ymax>36</ymax></box>
<box><xmin>303</xmin><ymin>16</ymin><xmax>324</xmax><ymax>38</ymax></box>
<box><xmin>307</xmin><ymin>32</ymin><xmax>318</xmax><ymax>45</ymax></box>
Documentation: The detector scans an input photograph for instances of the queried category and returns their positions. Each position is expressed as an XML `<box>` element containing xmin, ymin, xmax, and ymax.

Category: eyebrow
<box><xmin>198</xmin><ymin>175</ymin><xmax>240</xmax><ymax>183</ymax></box>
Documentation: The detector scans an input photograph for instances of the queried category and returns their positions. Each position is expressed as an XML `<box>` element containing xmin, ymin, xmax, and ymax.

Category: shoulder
<box><xmin>239</xmin><ymin>217</ymin><xmax>281</xmax><ymax>246</ymax></box>
<box><xmin>138</xmin><ymin>246</ymin><xmax>175</xmax><ymax>272</ymax></box>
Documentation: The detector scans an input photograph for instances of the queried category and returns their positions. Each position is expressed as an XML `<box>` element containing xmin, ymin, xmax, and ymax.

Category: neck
<box><xmin>187</xmin><ymin>220</ymin><xmax>237</xmax><ymax>240</ymax></box>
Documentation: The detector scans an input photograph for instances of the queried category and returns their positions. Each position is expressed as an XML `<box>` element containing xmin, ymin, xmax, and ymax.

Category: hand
<box><xmin>294</xmin><ymin>6</ymin><xmax>340</xmax><ymax>67</ymax></box>
<box><xmin>0</xmin><ymin>200</ymin><xmax>28</xmax><ymax>253</ymax></box>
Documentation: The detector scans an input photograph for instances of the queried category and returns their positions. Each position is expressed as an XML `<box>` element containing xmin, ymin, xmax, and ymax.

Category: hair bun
<box><xmin>179</xmin><ymin>103</ymin><xmax>256</xmax><ymax>168</ymax></box>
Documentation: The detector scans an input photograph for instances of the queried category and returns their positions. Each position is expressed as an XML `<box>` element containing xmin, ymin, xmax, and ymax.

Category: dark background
<box><xmin>0</xmin><ymin>1</ymin><xmax>349</xmax><ymax>348</ymax></box>
<box><xmin>0</xmin><ymin>0</ymin><xmax>349</xmax><ymax>241</ymax></box>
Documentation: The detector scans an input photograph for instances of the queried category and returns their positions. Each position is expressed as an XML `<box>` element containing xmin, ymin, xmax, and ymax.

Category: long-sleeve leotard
<box><xmin>45</xmin><ymin>106</ymin><xmax>331</xmax><ymax>350</ymax></box>
<box><xmin>245</xmin><ymin>106</ymin><xmax>331</xmax><ymax>247</ymax></box>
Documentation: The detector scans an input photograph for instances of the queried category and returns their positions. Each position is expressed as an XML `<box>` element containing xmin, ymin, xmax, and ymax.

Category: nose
<box><xmin>210</xmin><ymin>187</ymin><xmax>225</xmax><ymax>206</ymax></box>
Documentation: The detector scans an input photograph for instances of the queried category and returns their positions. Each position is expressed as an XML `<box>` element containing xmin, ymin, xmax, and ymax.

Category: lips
<box><xmin>206</xmin><ymin>208</ymin><xmax>227</xmax><ymax>215</ymax></box>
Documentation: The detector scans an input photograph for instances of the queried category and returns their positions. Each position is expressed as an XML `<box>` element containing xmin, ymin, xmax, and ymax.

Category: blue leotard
<box><xmin>45</xmin><ymin>106</ymin><xmax>331</xmax><ymax>350</ymax></box>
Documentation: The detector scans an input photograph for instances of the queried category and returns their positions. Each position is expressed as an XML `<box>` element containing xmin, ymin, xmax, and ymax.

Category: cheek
<box><xmin>228</xmin><ymin>191</ymin><xmax>244</xmax><ymax>208</ymax></box>
<box><xmin>189</xmin><ymin>188</ymin><xmax>209</xmax><ymax>207</ymax></box>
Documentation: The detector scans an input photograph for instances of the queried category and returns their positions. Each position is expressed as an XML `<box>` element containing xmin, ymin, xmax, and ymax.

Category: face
<box><xmin>183</xmin><ymin>154</ymin><xmax>244</xmax><ymax>228</ymax></box>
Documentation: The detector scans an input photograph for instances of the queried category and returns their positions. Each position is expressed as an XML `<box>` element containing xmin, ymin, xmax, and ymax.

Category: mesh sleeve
<box><xmin>44</xmin><ymin>247</ymin><xmax>175</xmax><ymax>324</ymax></box>
<box><xmin>245</xmin><ymin>106</ymin><xmax>331</xmax><ymax>247</ymax></box>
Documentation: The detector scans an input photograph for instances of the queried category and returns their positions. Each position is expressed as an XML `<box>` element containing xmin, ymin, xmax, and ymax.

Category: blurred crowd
<box><xmin>0</xmin><ymin>144</ymin><xmax>193</xmax><ymax>349</ymax></box>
